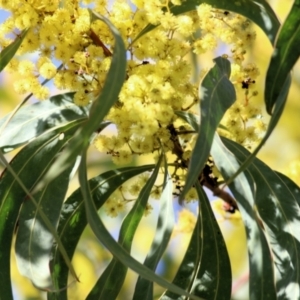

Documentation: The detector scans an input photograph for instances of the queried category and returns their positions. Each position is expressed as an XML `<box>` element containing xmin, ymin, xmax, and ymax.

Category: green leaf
<box><xmin>15</xmin><ymin>166</ymin><xmax>72</xmax><ymax>289</ymax></box>
<box><xmin>223</xmin><ymin>137</ymin><xmax>300</xmax><ymax>299</ymax></box>
<box><xmin>133</xmin><ymin>164</ymin><xmax>174</xmax><ymax>300</ymax></box>
<box><xmin>134</xmin><ymin>0</ymin><xmax>279</xmax><ymax>45</ymax></box>
<box><xmin>193</xmin><ymin>183</ymin><xmax>231</xmax><ymax>299</ymax></box>
<box><xmin>0</xmin><ymin>122</ymin><xmax>80</xmax><ymax>299</ymax></box>
<box><xmin>161</xmin><ymin>205</ymin><xmax>202</xmax><ymax>300</ymax></box>
<box><xmin>48</xmin><ymin>165</ymin><xmax>154</xmax><ymax>299</ymax></box>
<box><xmin>175</xmin><ymin>111</ymin><xmax>199</xmax><ymax>132</ymax></box>
<box><xmin>211</xmin><ymin>134</ymin><xmax>277</xmax><ymax>300</ymax></box>
<box><xmin>38</xmin><ymin>14</ymin><xmax>127</xmax><ymax>188</ymax></box>
<box><xmin>79</xmin><ymin>149</ymin><xmax>202</xmax><ymax>300</ymax></box>
<box><xmin>87</xmin><ymin>156</ymin><xmax>162</xmax><ymax>300</ymax></box>
<box><xmin>0</xmin><ymin>29</ymin><xmax>28</xmax><ymax>72</ymax></box>
<box><xmin>163</xmin><ymin>184</ymin><xmax>231</xmax><ymax>300</ymax></box>
<box><xmin>265</xmin><ymin>0</ymin><xmax>300</xmax><ymax>114</ymax></box>
<box><xmin>180</xmin><ymin>56</ymin><xmax>236</xmax><ymax>200</ymax></box>
<box><xmin>0</xmin><ymin>92</ymin><xmax>88</xmax><ymax>153</ymax></box>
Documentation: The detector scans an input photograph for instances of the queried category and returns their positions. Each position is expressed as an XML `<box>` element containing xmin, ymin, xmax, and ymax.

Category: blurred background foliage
<box><xmin>1</xmin><ymin>0</ymin><xmax>300</xmax><ymax>299</ymax></box>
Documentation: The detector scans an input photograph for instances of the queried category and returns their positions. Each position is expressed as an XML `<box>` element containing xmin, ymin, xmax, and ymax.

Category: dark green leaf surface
<box><xmin>79</xmin><ymin>150</ymin><xmax>202</xmax><ymax>300</ymax></box>
<box><xmin>87</xmin><ymin>156</ymin><xmax>162</xmax><ymax>300</ymax></box>
<box><xmin>0</xmin><ymin>29</ymin><xmax>28</xmax><ymax>72</ymax></box>
<box><xmin>211</xmin><ymin>134</ymin><xmax>276</xmax><ymax>300</ymax></box>
<box><xmin>0</xmin><ymin>92</ymin><xmax>88</xmax><ymax>152</ymax></box>
<box><xmin>265</xmin><ymin>0</ymin><xmax>300</xmax><ymax>114</ymax></box>
<box><xmin>193</xmin><ymin>183</ymin><xmax>231</xmax><ymax>300</ymax></box>
<box><xmin>39</xmin><ymin>14</ymin><xmax>127</xmax><ymax>188</ymax></box>
<box><xmin>133</xmin><ymin>167</ymin><xmax>174</xmax><ymax>300</ymax></box>
<box><xmin>0</xmin><ymin>122</ymin><xmax>80</xmax><ymax>300</ymax></box>
<box><xmin>134</xmin><ymin>0</ymin><xmax>279</xmax><ymax>45</ymax></box>
<box><xmin>163</xmin><ymin>183</ymin><xmax>231</xmax><ymax>300</ymax></box>
<box><xmin>162</xmin><ymin>205</ymin><xmax>202</xmax><ymax>300</ymax></box>
<box><xmin>48</xmin><ymin>165</ymin><xmax>154</xmax><ymax>299</ymax></box>
<box><xmin>181</xmin><ymin>57</ymin><xmax>235</xmax><ymax>200</ymax></box>
<box><xmin>223</xmin><ymin>138</ymin><xmax>300</xmax><ymax>299</ymax></box>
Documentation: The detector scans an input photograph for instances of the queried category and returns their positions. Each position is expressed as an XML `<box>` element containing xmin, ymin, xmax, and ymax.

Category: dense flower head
<box><xmin>0</xmin><ymin>0</ymin><xmax>265</xmax><ymax>212</ymax></box>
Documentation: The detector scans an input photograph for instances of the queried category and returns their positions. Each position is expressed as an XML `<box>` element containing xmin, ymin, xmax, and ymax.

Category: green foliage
<box><xmin>1</xmin><ymin>1</ymin><xmax>300</xmax><ymax>300</ymax></box>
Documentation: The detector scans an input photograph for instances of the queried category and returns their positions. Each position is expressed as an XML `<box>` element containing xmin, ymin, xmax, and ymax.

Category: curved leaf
<box><xmin>193</xmin><ymin>183</ymin><xmax>231</xmax><ymax>299</ymax></box>
<box><xmin>39</xmin><ymin>14</ymin><xmax>127</xmax><ymax>188</ymax></box>
<box><xmin>0</xmin><ymin>92</ymin><xmax>88</xmax><ymax>153</ymax></box>
<box><xmin>163</xmin><ymin>183</ymin><xmax>231</xmax><ymax>300</ymax></box>
<box><xmin>15</xmin><ymin>166</ymin><xmax>72</xmax><ymax>289</ymax></box>
<box><xmin>133</xmin><ymin>162</ymin><xmax>174</xmax><ymax>300</ymax></box>
<box><xmin>0</xmin><ymin>122</ymin><xmax>81</xmax><ymax>299</ymax></box>
<box><xmin>211</xmin><ymin>134</ymin><xmax>277</xmax><ymax>300</ymax></box>
<box><xmin>134</xmin><ymin>0</ymin><xmax>279</xmax><ymax>45</ymax></box>
<box><xmin>180</xmin><ymin>56</ymin><xmax>235</xmax><ymax>200</ymax></box>
<box><xmin>0</xmin><ymin>29</ymin><xmax>28</xmax><ymax>72</ymax></box>
<box><xmin>87</xmin><ymin>155</ymin><xmax>162</xmax><ymax>300</ymax></box>
<box><xmin>48</xmin><ymin>165</ymin><xmax>155</xmax><ymax>299</ymax></box>
<box><xmin>79</xmin><ymin>150</ymin><xmax>202</xmax><ymax>300</ymax></box>
<box><xmin>223</xmin><ymin>137</ymin><xmax>300</xmax><ymax>299</ymax></box>
<box><xmin>265</xmin><ymin>0</ymin><xmax>300</xmax><ymax>114</ymax></box>
<box><xmin>161</xmin><ymin>204</ymin><xmax>202</xmax><ymax>300</ymax></box>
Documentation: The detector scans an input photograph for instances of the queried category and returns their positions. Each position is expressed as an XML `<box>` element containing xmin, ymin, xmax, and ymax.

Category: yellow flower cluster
<box><xmin>0</xmin><ymin>1</ymin><xmax>264</xmax><ymax>211</ymax></box>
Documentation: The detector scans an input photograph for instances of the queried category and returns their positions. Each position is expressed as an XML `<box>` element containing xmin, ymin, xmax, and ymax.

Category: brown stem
<box><xmin>89</xmin><ymin>29</ymin><xmax>112</xmax><ymax>57</ymax></box>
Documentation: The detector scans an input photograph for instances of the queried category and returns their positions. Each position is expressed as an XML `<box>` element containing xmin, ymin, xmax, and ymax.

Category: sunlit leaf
<box><xmin>0</xmin><ymin>122</ymin><xmax>80</xmax><ymax>299</ymax></box>
<box><xmin>15</xmin><ymin>166</ymin><xmax>72</xmax><ymax>289</ymax></box>
<box><xmin>87</xmin><ymin>156</ymin><xmax>162</xmax><ymax>300</ymax></box>
<box><xmin>37</xmin><ymin>14</ymin><xmax>126</xmax><ymax>190</ymax></box>
<box><xmin>79</xmin><ymin>149</ymin><xmax>202</xmax><ymax>300</ymax></box>
<box><xmin>265</xmin><ymin>0</ymin><xmax>300</xmax><ymax>114</ymax></box>
<box><xmin>48</xmin><ymin>165</ymin><xmax>155</xmax><ymax>299</ymax></box>
<box><xmin>223</xmin><ymin>137</ymin><xmax>300</xmax><ymax>299</ymax></box>
<box><xmin>133</xmin><ymin>160</ymin><xmax>174</xmax><ymax>300</ymax></box>
<box><xmin>211</xmin><ymin>134</ymin><xmax>277</xmax><ymax>300</ymax></box>
<box><xmin>0</xmin><ymin>29</ymin><xmax>28</xmax><ymax>72</ymax></box>
<box><xmin>180</xmin><ymin>56</ymin><xmax>235</xmax><ymax>200</ymax></box>
<box><xmin>0</xmin><ymin>92</ymin><xmax>88</xmax><ymax>153</ymax></box>
<box><xmin>161</xmin><ymin>205</ymin><xmax>202</xmax><ymax>300</ymax></box>
<box><xmin>134</xmin><ymin>0</ymin><xmax>279</xmax><ymax>45</ymax></box>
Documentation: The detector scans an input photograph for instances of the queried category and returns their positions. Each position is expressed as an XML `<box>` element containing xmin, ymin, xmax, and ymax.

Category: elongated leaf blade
<box><xmin>211</xmin><ymin>134</ymin><xmax>277</xmax><ymax>300</ymax></box>
<box><xmin>193</xmin><ymin>183</ymin><xmax>231</xmax><ymax>299</ymax></box>
<box><xmin>265</xmin><ymin>0</ymin><xmax>300</xmax><ymax>114</ymax></box>
<box><xmin>162</xmin><ymin>206</ymin><xmax>202</xmax><ymax>300</ymax></box>
<box><xmin>39</xmin><ymin>14</ymin><xmax>126</xmax><ymax>188</ymax></box>
<box><xmin>0</xmin><ymin>29</ymin><xmax>28</xmax><ymax>72</ymax></box>
<box><xmin>133</xmin><ymin>170</ymin><xmax>174</xmax><ymax>300</ymax></box>
<box><xmin>180</xmin><ymin>57</ymin><xmax>235</xmax><ymax>200</ymax></box>
<box><xmin>79</xmin><ymin>150</ymin><xmax>202</xmax><ymax>300</ymax></box>
<box><xmin>15</xmin><ymin>166</ymin><xmax>72</xmax><ymax>289</ymax></box>
<box><xmin>163</xmin><ymin>183</ymin><xmax>231</xmax><ymax>300</ymax></box>
<box><xmin>223</xmin><ymin>138</ymin><xmax>300</xmax><ymax>299</ymax></box>
<box><xmin>0</xmin><ymin>122</ymin><xmax>80</xmax><ymax>299</ymax></box>
<box><xmin>134</xmin><ymin>0</ymin><xmax>279</xmax><ymax>45</ymax></box>
<box><xmin>48</xmin><ymin>165</ymin><xmax>154</xmax><ymax>299</ymax></box>
<box><xmin>87</xmin><ymin>156</ymin><xmax>162</xmax><ymax>300</ymax></box>
<box><xmin>0</xmin><ymin>92</ymin><xmax>88</xmax><ymax>152</ymax></box>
